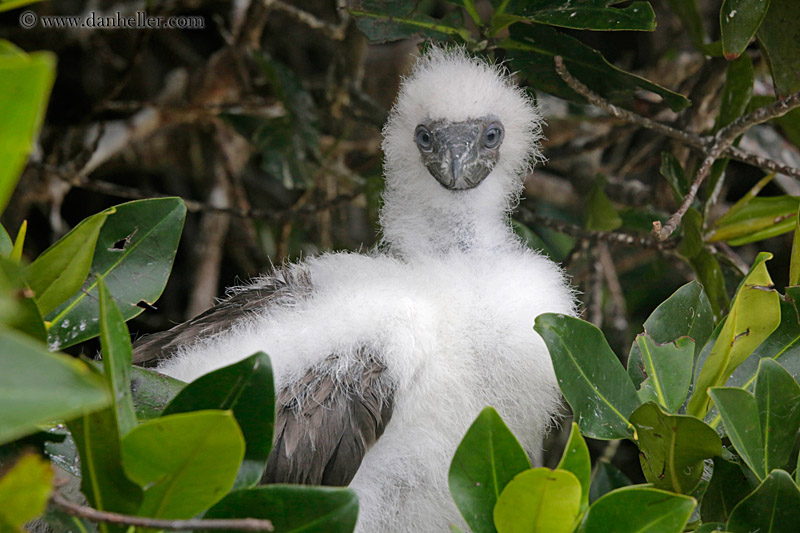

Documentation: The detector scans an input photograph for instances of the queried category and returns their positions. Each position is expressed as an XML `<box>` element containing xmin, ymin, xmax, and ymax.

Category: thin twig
<box><xmin>51</xmin><ymin>491</ymin><xmax>274</xmax><ymax>531</ymax></box>
<box><xmin>263</xmin><ymin>0</ymin><xmax>348</xmax><ymax>41</ymax></box>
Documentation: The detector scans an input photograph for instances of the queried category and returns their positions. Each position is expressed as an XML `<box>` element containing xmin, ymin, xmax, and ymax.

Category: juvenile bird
<box><xmin>134</xmin><ymin>46</ymin><xmax>575</xmax><ymax>532</ymax></box>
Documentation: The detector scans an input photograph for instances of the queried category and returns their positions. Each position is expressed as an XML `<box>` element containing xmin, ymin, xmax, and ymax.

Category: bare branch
<box><xmin>50</xmin><ymin>491</ymin><xmax>274</xmax><ymax>531</ymax></box>
<box><xmin>263</xmin><ymin>0</ymin><xmax>348</xmax><ymax>41</ymax></box>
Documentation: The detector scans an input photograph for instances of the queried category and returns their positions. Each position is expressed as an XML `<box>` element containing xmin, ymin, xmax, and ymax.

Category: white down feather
<box><xmin>158</xmin><ymin>46</ymin><xmax>576</xmax><ymax>532</ymax></box>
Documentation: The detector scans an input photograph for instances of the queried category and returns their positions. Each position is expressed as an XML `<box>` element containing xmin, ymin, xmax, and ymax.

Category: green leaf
<box><xmin>717</xmin><ymin>54</ymin><xmax>755</xmax><ymax>128</ymax></box>
<box><xmin>660</xmin><ymin>152</ymin><xmax>689</xmax><ymax>203</ymax></box>
<box><xmin>97</xmin><ymin>278</ymin><xmax>137</xmax><ymax>436</ymax></box>
<box><xmin>46</xmin><ymin>198</ymin><xmax>186</xmax><ymax>349</ymax></box>
<box><xmin>585</xmin><ymin>176</ymin><xmax>622</xmax><ymax>232</ymax></box>
<box><xmin>701</xmin><ymin>457</ymin><xmax>753</xmax><ymax>524</ymax></box>
<box><xmin>709</xmin><ymin>196</ymin><xmax>799</xmax><ymax>245</ymax></box>
<box><xmin>0</xmin><ymin>0</ymin><xmax>46</xmax><ymax>11</ymax></box>
<box><xmin>0</xmin><ymin>257</ymin><xmax>47</xmax><ymax>341</ymax></box>
<box><xmin>791</xmin><ymin>206</ymin><xmax>800</xmax><ymax>286</ymax></box>
<box><xmin>503</xmin><ymin>23</ymin><xmax>690</xmax><ymax>113</ymax></box>
<box><xmin>0</xmin><ymin>453</ymin><xmax>53</xmax><ymax>530</ymax></box>
<box><xmin>203</xmin><ymin>485</ymin><xmax>358</xmax><ymax>533</ymax></box>
<box><xmin>494</xmin><ymin>468</ymin><xmax>582</xmax><ymax>533</ymax></box>
<box><xmin>27</xmin><ymin>209</ymin><xmax>110</xmax><ymax>317</ymax></box>
<box><xmin>688</xmin><ymin>252</ymin><xmax>780</xmax><ymax>418</ymax></box>
<box><xmin>449</xmin><ymin>407</ymin><xmax>531</xmax><ymax>533</ymax></box>
<box><xmin>163</xmin><ymin>352</ymin><xmax>275</xmax><ymax>490</ymax></box>
<box><xmin>129</xmin><ymin>366</ymin><xmax>185</xmax><ymax>420</ymax></box>
<box><xmin>350</xmin><ymin>1</ymin><xmax>471</xmax><ymax>43</ymax></box>
<box><xmin>708</xmin><ymin>388</ymin><xmax>765</xmax><ymax>478</ymax></box>
<box><xmin>0</xmin><ymin>224</ymin><xmax>11</xmax><ymax>256</ymax></box>
<box><xmin>0</xmin><ymin>329</ymin><xmax>109</xmax><ymax>445</ymax></box>
<box><xmin>0</xmin><ymin>47</ymin><xmax>55</xmax><ymax>215</ymax></box>
<box><xmin>588</xmin><ymin>461</ymin><xmax>630</xmax><ymax>504</ymax></box>
<box><xmin>678</xmin><ymin>208</ymin><xmax>704</xmax><ymax>259</ymax></box>
<box><xmin>632</xmin><ymin>335</ymin><xmax>694</xmax><ymax>412</ymax></box>
<box><xmin>727</xmin><ymin>469</ymin><xmax>800</xmax><ymax>533</ymax></box>
<box><xmin>579</xmin><ymin>486</ymin><xmax>696</xmax><ymax>533</ymax></box>
<box><xmin>556</xmin><ymin>423</ymin><xmax>591</xmax><ymax>514</ymax></box>
<box><xmin>122</xmin><ymin>410</ymin><xmax>244</xmax><ymax>519</ymax></box>
<box><xmin>721</xmin><ymin>0</ymin><xmax>771</xmax><ymax>59</ymax></box>
<box><xmin>689</xmin><ymin>249</ymin><xmax>729</xmax><ymax>321</ymax></box>
<box><xmin>68</xmin><ymin>408</ymin><xmax>143</xmax><ymax>522</ymax></box>
<box><xmin>754</xmin><ymin>359</ymin><xmax>800</xmax><ymax>473</ymax></box>
<box><xmin>10</xmin><ymin>220</ymin><xmax>25</xmax><ymax>262</ymax></box>
<box><xmin>627</xmin><ymin>280</ymin><xmax>713</xmax><ymax>394</ymax></box>
<box><xmin>518</xmin><ymin>1</ymin><xmax>656</xmax><ymax>32</ymax></box>
<box><xmin>535</xmin><ymin>313</ymin><xmax>640</xmax><ymax>439</ymax></box>
<box><xmin>630</xmin><ymin>402</ymin><xmax>721</xmax><ymax>494</ymax></box>
<box><xmin>666</xmin><ymin>0</ymin><xmax>708</xmax><ymax>50</ymax></box>
<box><xmin>756</xmin><ymin>0</ymin><xmax>800</xmax><ymax>97</ymax></box>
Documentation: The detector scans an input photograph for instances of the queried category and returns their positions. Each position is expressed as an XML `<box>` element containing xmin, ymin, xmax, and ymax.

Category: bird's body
<box><xmin>135</xmin><ymin>48</ymin><xmax>575</xmax><ymax>531</ymax></box>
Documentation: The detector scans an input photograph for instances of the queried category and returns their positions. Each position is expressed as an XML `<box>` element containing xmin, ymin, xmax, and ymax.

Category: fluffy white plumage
<box><xmin>157</xmin><ymin>47</ymin><xmax>576</xmax><ymax>532</ymax></box>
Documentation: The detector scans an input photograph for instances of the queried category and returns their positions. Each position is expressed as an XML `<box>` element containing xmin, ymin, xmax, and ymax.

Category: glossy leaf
<box><xmin>660</xmin><ymin>152</ymin><xmax>689</xmax><ymax>202</ymax></box>
<box><xmin>791</xmin><ymin>205</ymin><xmax>800</xmax><ymax>286</ymax></box>
<box><xmin>0</xmin><ymin>46</ymin><xmax>55</xmax><ymax>215</ymax></box>
<box><xmin>0</xmin><ymin>257</ymin><xmax>46</xmax><ymax>341</ymax></box>
<box><xmin>163</xmin><ymin>352</ymin><xmax>275</xmax><ymax>489</ymax></box>
<box><xmin>689</xmin><ymin>249</ymin><xmax>729</xmax><ymax>321</ymax></box>
<box><xmin>628</xmin><ymin>280</ymin><xmax>713</xmax><ymax>392</ymax></box>
<box><xmin>717</xmin><ymin>53</ymin><xmax>754</xmax><ymax>130</ymax></box>
<box><xmin>588</xmin><ymin>461</ymin><xmax>630</xmax><ymax>504</ymax></box>
<box><xmin>27</xmin><ymin>209</ymin><xmax>110</xmax><ymax>317</ymax></box>
<box><xmin>579</xmin><ymin>486</ymin><xmax>695</xmax><ymax>533</ymax></box>
<box><xmin>518</xmin><ymin>1</ymin><xmax>655</xmax><ymax>32</ymax></box>
<box><xmin>709</xmin><ymin>196</ymin><xmax>799</xmax><ymax>245</ymax></box>
<box><xmin>122</xmin><ymin>410</ymin><xmax>244</xmax><ymax>519</ymax></box>
<box><xmin>10</xmin><ymin>220</ymin><xmax>25</xmax><ymax>262</ymax></box>
<box><xmin>504</xmin><ymin>23</ymin><xmax>690</xmax><ymax>113</ymax></box>
<box><xmin>494</xmin><ymin>468</ymin><xmax>581</xmax><ymax>533</ymax></box>
<box><xmin>754</xmin><ymin>359</ymin><xmax>800</xmax><ymax>473</ymax></box>
<box><xmin>756</xmin><ymin>0</ymin><xmax>800</xmax><ymax>97</ymax></box>
<box><xmin>0</xmin><ymin>330</ymin><xmax>109</xmax><ymax>445</ymax></box>
<box><xmin>46</xmin><ymin>198</ymin><xmax>186</xmax><ymax>349</ymax></box>
<box><xmin>97</xmin><ymin>278</ymin><xmax>137</xmax><ymax>436</ymax></box>
<box><xmin>585</xmin><ymin>176</ymin><xmax>622</xmax><ymax>232</ymax></box>
<box><xmin>632</xmin><ymin>335</ymin><xmax>694</xmax><ymax>412</ymax></box>
<box><xmin>350</xmin><ymin>0</ymin><xmax>471</xmax><ymax>43</ymax></box>
<box><xmin>721</xmin><ymin>0</ymin><xmax>771</xmax><ymax>59</ymax></box>
<box><xmin>0</xmin><ymin>224</ymin><xmax>11</xmax><ymax>255</ymax></box>
<box><xmin>68</xmin><ymin>408</ymin><xmax>143</xmax><ymax>521</ymax></box>
<box><xmin>702</xmin><ymin>457</ymin><xmax>753</xmax><ymax>524</ymax></box>
<box><xmin>449</xmin><ymin>407</ymin><xmax>531</xmax><ymax>533</ymax></box>
<box><xmin>709</xmin><ymin>388</ymin><xmax>765</xmax><ymax>478</ymax></box>
<box><xmin>727</xmin><ymin>469</ymin><xmax>800</xmax><ymax>533</ymax></box>
<box><xmin>688</xmin><ymin>252</ymin><xmax>780</xmax><ymax>418</ymax></box>
<box><xmin>129</xmin><ymin>366</ymin><xmax>185</xmax><ymax>420</ymax></box>
<box><xmin>203</xmin><ymin>485</ymin><xmax>358</xmax><ymax>533</ymax></box>
<box><xmin>535</xmin><ymin>313</ymin><xmax>640</xmax><ymax>439</ymax></box>
<box><xmin>556</xmin><ymin>423</ymin><xmax>591</xmax><ymax>513</ymax></box>
<box><xmin>0</xmin><ymin>453</ymin><xmax>53</xmax><ymax>531</ymax></box>
<box><xmin>630</xmin><ymin>402</ymin><xmax>721</xmax><ymax>494</ymax></box>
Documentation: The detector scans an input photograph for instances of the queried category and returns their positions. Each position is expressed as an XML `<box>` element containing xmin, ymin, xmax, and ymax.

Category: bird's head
<box><xmin>382</xmin><ymin>46</ymin><xmax>543</xmax><ymax>196</ymax></box>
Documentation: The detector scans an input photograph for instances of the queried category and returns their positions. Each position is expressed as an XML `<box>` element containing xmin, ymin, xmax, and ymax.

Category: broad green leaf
<box><xmin>204</xmin><ymin>485</ymin><xmax>358</xmax><ymax>533</ymax></box>
<box><xmin>517</xmin><ymin>1</ymin><xmax>656</xmax><ymax>32</ymax></box>
<box><xmin>494</xmin><ymin>468</ymin><xmax>581</xmax><ymax>533</ymax></box>
<box><xmin>163</xmin><ymin>352</ymin><xmax>275</xmax><ymax>490</ymax></box>
<box><xmin>585</xmin><ymin>176</ymin><xmax>622</xmax><ymax>232</ymax></box>
<box><xmin>579</xmin><ymin>486</ymin><xmax>695</xmax><ymax>533</ymax></box>
<box><xmin>717</xmin><ymin>54</ymin><xmax>755</xmax><ymax>129</ymax></box>
<box><xmin>449</xmin><ymin>407</ymin><xmax>531</xmax><ymax>533</ymax></box>
<box><xmin>632</xmin><ymin>335</ymin><xmax>694</xmax><ymax>412</ymax></box>
<box><xmin>0</xmin><ymin>224</ymin><xmax>11</xmax><ymax>256</ymax></box>
<box><xmin>556</xmin><ymin>423</ymin><xmax>591</xmax><ymax>514</ymax></box>
<box><xmin>129</xmin><ymin>366</ymin><xmax>185</xmax><ymax>420</ymax></box>
<box><xmin>709</xmin><ymin>196</ymin><xmax>799</xmax><ymax>245</ymax></box>
<box><xmin>701</xmin><ymin>457</ymin><xmax>753</xmax><ymax>524</ymax></box>
<box><xmin>756</xmin><ymin>0</ymin><xmax>800</xmax><ymax>97</ymax></box>
<box><xmin>46</xmin><ymin>198</ymin><xmax>186</xmax><ymax>349</ymax></box>
<box><xmin>660</xmin><ymin>152</ymin><xmax>689</xmax><ymax>203</ymax></box>
<box><xmin>708</xmin><ymin>388</ymin><xmax>765</xmax><ymax>478</ymax></box>
<box><xmin>10</xmin><ymin>220</ymin><xmax>25</xmax><ymax>262</ymax></box>
<box><xmin>721</xmin><ymin>0</ymin><xmax>771</xmax><ymax>59</ymax></box>
<box><xmin>68</xmin><ymin>408</ymin><xmax>143</xmax><ymax>523</ymax></box>
<box><xmin>666</xmin><ymin>0</ymin><xmax>708</xmax><ymax>50</ymax></box>
<box><xmin>679</xmin><ymin>208</ymin><xmax>704</xmax><ymax>259</ymax></box>
<box><xmin>791</xmin><ymin>206</ymin><xmax>800</xmax><ymax>286</ymax></box>
<box><xmin>97</xmin><ymin>278</ymin><xmax>136</xmax><ymax>436</ymax></box>
<box><xmin>0</xmin><ymin>453</ymin><xmax>52</xmax><ymax>531</ymax></box>
<box><xmin>727</xmin><ymin>469</ymin><xmax>800</xmax><ymax>533</ymax></box>
<box><xmin>628</xmin><ymin>280</ymin><xmax>713</xmax><ymax>392</ymax></box>
<box><xmin>535</xmin><ymin>314</ymin><xmax>640</xmax><ymax>439</ymax></box>
<box><xmin>504</xmin><ymin>23</ymin><xmax>690</xmax><ymax>113</ymax></box>
<box><xmin>754</xmin><ymin>359</ymin><xmax>800</xmax><ymax>473</ymax></box>
<box><xmin>122</xmin><ymin>410</ymin><xmax>244</xmax><ymax>519</ymax></box>
<box><xmin>0</xmin><ymin>329</ymin><xmax>108</xmax><ymax>445</ymax></box>
<box><xmin>27</xmin><ymin>209</ymin><xmax>110</xmax><ymax>317</ymax></box>
<box><xmin>0</xmin><ymin>257</ymin><xmax>46</xmax><ymax>341</ymax></box>
<box><xmin>689</xmin><ymin>249</ymin><xmax>729</xmax><ymax>321</ymax></box>
<box><xmin>350</xmin><ymin>1</ymin><xmax>471</xmax><ymax>43</ymax></box>
<box><xmin>0</xmin><ymin>47</ymin><xmax>55</xmax><ymax>215</ymax></box>
<box><xmin>588</xmin><ymin>461</ymin><xmax>630</xmax><ymax>504</ymax></box>
<box><xmin>688</xmin><ymin>252</ymin><xmax>780</xmax><ymax>418</ymax></box>
<box><xmin>630</xmin><ymin>402</ymin><xmax>721</xmax><ymax>494</ymax></box>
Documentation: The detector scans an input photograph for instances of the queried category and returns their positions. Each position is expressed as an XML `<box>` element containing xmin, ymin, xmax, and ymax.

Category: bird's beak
<box><xmin>421</xmin><ymin>120</ymin><xmax>499</xmax><ymax>191</ymax></box>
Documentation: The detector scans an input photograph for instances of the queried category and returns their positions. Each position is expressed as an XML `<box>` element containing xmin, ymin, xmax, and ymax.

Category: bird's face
<box><xmin>413</xmin><ymin>116</ymin><xmax>504</xmax><ymax>191</ymax></box>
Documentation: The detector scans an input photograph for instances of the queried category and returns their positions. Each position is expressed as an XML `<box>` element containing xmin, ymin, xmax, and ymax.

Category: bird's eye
<box><xmin>415</xmin><ymin>125</ymin><xmax>433</xmax><ymax>152</ymax></box>
<box><xmin>483</xmin><ymin>123</ymin><xmax>504</xmax><ymax>149</ymax></box>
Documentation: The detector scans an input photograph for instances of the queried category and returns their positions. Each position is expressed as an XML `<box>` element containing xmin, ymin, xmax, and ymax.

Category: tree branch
<box><xmin>50</xmin><ymin>491</ymin><xmax>274</xmax><ymax>531</ymax></box>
